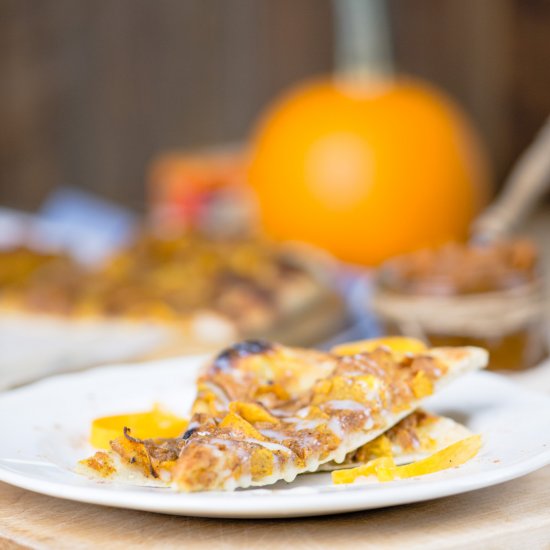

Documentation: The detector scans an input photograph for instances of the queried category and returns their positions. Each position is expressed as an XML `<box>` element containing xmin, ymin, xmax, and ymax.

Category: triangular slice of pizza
<box><xmin>166</xmin><ymin>341</ymin><xmax>486</xmax><ymax>491</ymax></box>
<box><xmin>320</xmin><ymin>408</ymin><xmax>472</xmax><ymax>470</ymax></box>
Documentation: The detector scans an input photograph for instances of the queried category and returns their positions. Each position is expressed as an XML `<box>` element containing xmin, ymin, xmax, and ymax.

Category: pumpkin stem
<box><xmin>333</xmin><ymin>0</ymin><xmax>394</xmax><ymax>83</ymax></box>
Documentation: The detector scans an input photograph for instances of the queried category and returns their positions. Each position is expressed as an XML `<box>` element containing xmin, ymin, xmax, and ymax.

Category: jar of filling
<box><xmin>371</xmin><ymin>239</ymin><xmax>548</xmax><ymax>370</ymax></box>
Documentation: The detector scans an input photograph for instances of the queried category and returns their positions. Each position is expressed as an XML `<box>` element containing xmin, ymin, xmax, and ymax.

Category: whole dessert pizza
<box><xmin>0</xmin><ymin>234</ymin><xmax>346</xmax><ymax>386</ymax></box>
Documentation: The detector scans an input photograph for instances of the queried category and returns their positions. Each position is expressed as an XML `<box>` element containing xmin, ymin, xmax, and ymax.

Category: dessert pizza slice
<box><xmin>167</xmin><ymin>341</ymin><xmax>487</xmax><ymax>491</ymax></box>
<box><xmin>82</xmin><ymin>340</ymin><xmax>485</xmax><ymax>489</ymax></box>
<box><xmin>320</xmin><ymin>408</ymin><xmax>472</xmax><ymax>470</ymax></box>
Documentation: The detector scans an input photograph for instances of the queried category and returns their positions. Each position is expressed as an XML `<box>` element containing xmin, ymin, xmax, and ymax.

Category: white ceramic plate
<box><xmin>0</xmin><ymin>312</ymin><xmax>172</xmax><ymax>390</ymax></box>
<box><xmin>1</xmin><ymin>356</ymin><xmax>550</xmax><ymax>518</ymax></box>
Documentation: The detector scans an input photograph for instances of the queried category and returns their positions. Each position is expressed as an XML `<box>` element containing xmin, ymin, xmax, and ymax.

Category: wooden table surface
<box><xmin>1</xmin><ymin>466</ymin><xmax>550</xmax><ymax>550</ymax></box>
<box><xmin>2</xmin><ymin>208</ymin><xmax>550</xmax><ymax>549</ymax></box>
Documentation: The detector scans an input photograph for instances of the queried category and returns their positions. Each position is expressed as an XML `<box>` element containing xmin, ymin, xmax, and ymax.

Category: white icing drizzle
<box><xmin>327</xmin><ymin>417</ymin><xmax>344</xmax><ymax>440</ymax></box>
<box><xmin>281</xmin><ymin>416</ymin><xmax>301</xmax><ymax>424</ymax></box>
<box><xmin>202</xmin><ymin>381</ymin><xmax>230</xmax><ymax>406</ymax></box>
<box><xmin>291</xmin><ymin>418</ymin><xmax>326</xmax><ymax>431</ymax></box>
<box><xmin>243</xmin><ymin>438</ymin><xmax>293</xmax><ymax>455</ymax></box>
<box><xmin>363</xmin><ymin>416</ymin><xmax>374</xmax><ymax>430</ymax></box>
<box><xmin>259</xmin><ymin>428</ymin><xmax>289</xmax><ymax>441</ymax></box>
<box><xmin>206</xmin><ymin>438</ymin><xmax>249</xmax><ymax>461</ymax></box>
<box><xmin>324</xmin><ymin>399</ymin><xmax>368</xmax><ymax>411</ymax></box>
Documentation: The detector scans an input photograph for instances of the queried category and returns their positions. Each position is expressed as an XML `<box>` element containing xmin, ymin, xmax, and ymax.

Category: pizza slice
<box><xmin>81</xmin><ymin>339</ymin><xmax>487</xmax><ymax>491</ymax></box>
<box><xmin>320</xmin><ymin>408</ymin><xmax>472</xmax><ymax>470</ymax></box>
<box><xmin>170</xmin><ymin>341</ymin><xmax>486</xmax><ymax>491</ymax></box>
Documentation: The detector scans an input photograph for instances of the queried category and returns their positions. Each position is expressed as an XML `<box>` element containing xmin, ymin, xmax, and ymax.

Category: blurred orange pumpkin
<box><xmin>248</xmin><ymin>78</ymin><xmax>491</xmax><ymax>266</ymax></box>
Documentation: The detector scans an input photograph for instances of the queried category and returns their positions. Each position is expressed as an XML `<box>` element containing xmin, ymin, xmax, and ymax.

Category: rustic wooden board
<box><xmin>1</xmin><ymin>466</ymin><xmax>550</xmax><ymax>550</ymax></box>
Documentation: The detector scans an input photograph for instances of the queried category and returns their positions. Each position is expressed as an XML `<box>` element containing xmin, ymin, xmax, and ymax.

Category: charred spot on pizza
<box><xmin>182</xmin><ymin>426</ymin><xmax>198</xmax><ymax>440</ymax></box>
<box><xmin>213</xmin><ymin>339</ymin><xmax>274</xmax><ymax>371</ymax></box>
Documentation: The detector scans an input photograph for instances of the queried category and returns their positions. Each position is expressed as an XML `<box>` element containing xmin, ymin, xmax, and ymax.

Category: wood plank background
<box><xmin>1</xmin><ymin>0</ymin><xmax>550</xmax><ymax>211</ymax></box>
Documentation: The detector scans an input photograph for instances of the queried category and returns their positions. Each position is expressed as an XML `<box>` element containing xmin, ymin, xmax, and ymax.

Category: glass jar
<box><xmin>371</xmin><ymin>239</ymin><xmax>548</xmax><ymax>371</ymax></box>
